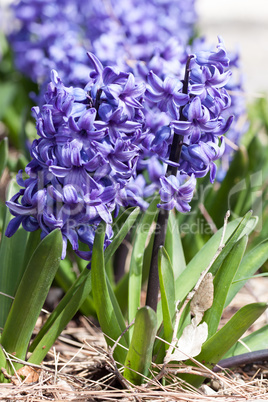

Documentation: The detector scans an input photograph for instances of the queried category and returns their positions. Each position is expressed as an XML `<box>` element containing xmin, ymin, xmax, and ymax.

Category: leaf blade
<box><xmin>175</xmin><ymin>213</ymin><xmax>256</xmax><ymax>303</ymax></box>
<box><xmin>123</xmin><ymin>306</ymin><xmax>157</xmax><ymax>385</ymax></box>
<box><xmin>181</xmin><ymin>302</ymin><xmax>267</xmax><ymax>388</ymax></box>
<box><xmin>204</xmin><ymin>235</ymin><xmax>248</xmax><ymax>338</ymax></box>
<box><xmin>1</xmin><ymin>229</ymin><xmax>62</xmax><ymax>365</ymax></box>
<box><xmin>128</xmin><ymin>196</ymin><xmax>159</xmax><ymax>333</ymax></box>
<box><xmin>28</xmin><ymin>270</ymin><xmax>92</xmax><ymax>365</ymax></box>
<box><xmin>91</xmin><ymin>221</ymin><xmax>128</xmax><ymax>364</ymax></box>
<box><xmin>225</xmin><ymin>238</ymin><xmax>268</xmax><ymax>306</ymax></box>
<box><xmin>158</xmin><ymin>246</ymin><xmax>175</xmax><ymax>348</ymax></box>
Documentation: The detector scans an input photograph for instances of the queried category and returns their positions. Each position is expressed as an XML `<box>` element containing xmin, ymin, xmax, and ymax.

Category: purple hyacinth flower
<box><xmin>195</xmin><ymin>36</ymin><xmax>230</xmax><ymax>73</ymax></box>
<box><xmin>94</xmin><ymin>104</ymin><xmax>142</xmax><ymax>144</ymax></box>
<box><xmin>190</xmin><ymin>65</ymin><xmax>232</xmax><ymax>100</ymax></box>
<box><xmin>180</xmin><ymin>138</ymin><xmax>225</xmax><ymax>182</ymax></box>
<box><xmin>171</xmin><ymin>97</ymin><xmax>218</xmax><ymax>143</ymax></box>
<box><xmin>158</xmin><ymin>174</ymin><xmax>196</xmax><ymax>212</ymax></box>
<box><xmin>146</xmin><ymin>71</ymin><xmax>189</xmax><ymax>118</ymax></box>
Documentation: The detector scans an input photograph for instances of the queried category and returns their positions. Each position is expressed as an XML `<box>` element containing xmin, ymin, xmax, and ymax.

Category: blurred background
<box><xmin>197</xmin><ymin>0</ymin><xmax>268</xmax><ymax>95</ymax></box>
<box><xmin>1</xmin><ymin>0</ymin><xmax>268</xmax><ymax>96</ymax></box>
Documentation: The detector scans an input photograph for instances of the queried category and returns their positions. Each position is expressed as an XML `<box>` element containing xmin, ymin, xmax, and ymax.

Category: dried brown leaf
<box><xmin>191</xmin><ymin>272</ymin><xmax>214</xmax><ymax>325</ymax></box>
<box><xmin>16</xmin><ymin>365</ymin><xmax>40</xmax><ymax>383</ymax></box>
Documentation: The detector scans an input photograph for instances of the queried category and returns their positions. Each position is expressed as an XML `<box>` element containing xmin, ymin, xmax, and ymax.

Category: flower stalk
<box><xmin>145</xmin><ymin>55</ymin><xmax>193</xmax><ymax>311</ymax></box>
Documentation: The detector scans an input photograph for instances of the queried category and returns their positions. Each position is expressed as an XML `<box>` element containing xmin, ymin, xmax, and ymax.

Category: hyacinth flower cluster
<box><xmin>8</xmin><ymin>0</ymin><xmax>246</xmax><ymax>183</ymax></box>
<box><xmin>6</xmin><ymin>38</ymin><xmax>234</xmax><ymax>261</ymax></box>
<box><xmin>9</xmin><ymin>0</ymin><xmax>197</xmax><ymax>89</ymax></box>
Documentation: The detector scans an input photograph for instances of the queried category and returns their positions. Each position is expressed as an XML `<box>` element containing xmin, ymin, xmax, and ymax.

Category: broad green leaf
<box><xmin>175</xmin><ymin>213</ymin><xmax>256</xmax><ymax>303</ymax></box>
<box><xmin>223</xmin><ymin>324</ymin><xmax>268</xmax><ymax>358</ymax></box>
<box><xmin>203</xmin><ymin>235</ymin><xmax>248</xmax><ymax>338</ymax></box>
<box><xmin>114</xmin><ymin>272</ymin><xmax>129</xmax><ymax>315</ymax></box>
<box><xmin>0</xmin><ymin>137</ymin><xmax>8</xmax><ymax>179</ymax></box>
<box><xmin>91</xmin><ymin>221</ymin><xmax>128</xmax><ymax>364</ymax></box>
<box><xmin>165</xmin><ymin>211</ymin><xmax>186</xmax><ymax>279</ymax></box>
<box><xmin>180</xmin><ymin>302</ymin><xmax>267</xmax><ymax>388</ymax></box>
<box><xmin>1</xmin><ymin>229</ymin><xmax>62</xmax><ymax>367</ymax></box>
<box><xmin>158</xmin><ymin>246</ymin><xmax>175</xmax><ymax>348</ymax></box>
<box><xmin>29</xmin><ymin>265</ymin><xmax>91</xmax><ymax>353</ymax></box>
<box><xmin>155</xmin><ymin>212</ymin><xmax>256</xmax><ymax>360</ymax></box>
<box><xmin>0</xmin><ymin>346</ymin><xmax>7</xmax><ymax>383</ymax></box>
<box><xmin>106</xmin><ymin>272</ymin><xmax>129</xmax><ymax>344</ymax></box>
<box><xmin>29</xmin><ymin>218</ymin><xmax>134</xmax><ymax>354</ymax></box>
<box><xmin>78</xmin><ymin>294</ymin><xmax>96</xmax><ymax>317</ymax></box>
<box><xmin>0</xmin><ymin>180</ymin><xmax>29</xmax><ymax>329</ymax></box>
<box><xmin>124</xmin><ymin>306</ymin><xmax>157</xmax><ymax>385</ymax></box>
<box><xmin>225</xmin><ymin>238</ymin><xmax>268</xmax><ymax>306</ymax></box>
<box><xmin>21</xmin><ymin>230</ymin><xmax>41</xmax><ymax>270</ymax></box>
<box><xmin>128</xmin><ymin>196</ymin><xmax>159</xmax><ymax>334</ymax></box>
<box><xmin>28</xmin><ymin>270</ymin><xmax>92</xmax><ymax>365</ymax></box>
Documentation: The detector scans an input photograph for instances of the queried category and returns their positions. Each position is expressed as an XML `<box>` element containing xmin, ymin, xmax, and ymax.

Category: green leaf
<box><xmin>124</xmin><ymin>306</ymin><xmax>157</xmax><ymax>385</ymax></box>
<box><xmin>0</xmin><ymin>180</ymin><xmax>29</xmax><ymax>329</ymax></box>
<box><xmin>29</xmin><ymin>265</ymin><xmax>91</xmax><ymax>354</ymax></box>
<box><xmin>175</xmin><ymin>213</ymin><xmax>256</xmax><ymax>303</ymax></box>
<box><xmin>154</xmin><ymin>212</ymin><xmax>255</xmax><ymax>362</ymax></box>
<box><xmin>225</xmin><ymin>238</ymin><xmax>268</xmax><ymax>306</ymax></box>
<box><xmin>165</xmin><ymin>211</ymin><xmax>186</xmax><ymax>279</ymax></box>
<box><xmin>114</xmin><ymin>272</ymin><xmax>129</xmax><ymax>315</ymax></box>
<box><xmin>29</xmin><ymin>216</ymin><xmax>135</xmax><ymax>356</ymax></box>
<box><xmin>0</xmin><ymin>345</ymin><xmax>7</xmax><ymax>383</ymax></box>
<box><xmin>0</xmin><ymin>137</ymin><xmax>8</xmax><ymax>179</ymax></box>
<box><xmin>1</xmin><ymin>229</ymin><xmax>62</xmax><ymax>366</ymax></box>
<box><xmin>128</xmin><ymin>196</ymin><xmax>159</xmax><ymax>334</ymax></box>
<box><xmin>91</xmin><ymin>221</ymin><xmax>128</xmax><ymax>364</ymax></box>
<box><xmin>106</xmin><ymin>272</ymin><xmax>129</xmax><ymax>343</ymax></box>
<box><xmin>158</xmin><ymin>246</ymin><xmax>175</xmax><ymax>348</ymax></box>
<box><xmin>223</xmin><ymin>324</ymin><xmax>268</xmax><ymax>358</ymax></box>
<box><xmin>28</xmin><ymin>270</ymin><xmax>92</xmax><ymax>365</ymax></box>
<box><xmin>21</xmin><ymin>230</ymin><xmax>42</xmax><ymax>270</ymax></box>
<box><xmin>203</xmin><ymin>235</ymin><xmax>248</xmax><ymax>338</ymax></box>
<box><xmin>181</xmin><ymin>302</ymin><xmax>267</xmax><ymax>388</ymax></box>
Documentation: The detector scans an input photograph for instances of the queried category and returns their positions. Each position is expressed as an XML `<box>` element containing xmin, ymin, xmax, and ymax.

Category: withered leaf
<box><xmin>167</xmin><ymin>321</ymin><xmax>208</xmax><ymax>362</ymax></box>
<box><xmin>191</xmin><ymin>272</ymin><xmax>214</xmax><ymax>325</ymax></box>
<box><xmin>16</xmin><ymin>365</ymin><xmax>40</xmax><ymax>383</ymax></box>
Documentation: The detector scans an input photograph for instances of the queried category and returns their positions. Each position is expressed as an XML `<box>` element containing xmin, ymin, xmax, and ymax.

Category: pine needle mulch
<box><xmin>0</xmin><ymin>314</ymin><xmax>267</xmax><ymax>402</ymax></box>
